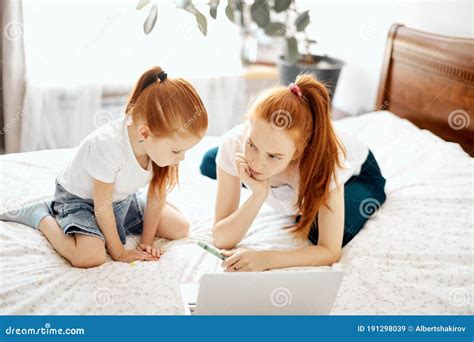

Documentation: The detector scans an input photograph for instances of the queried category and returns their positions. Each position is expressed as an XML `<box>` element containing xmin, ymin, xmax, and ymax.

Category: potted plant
<box><xmin>137</xmin><ymin>0</ymin><xmax>344</xmax><ymax>100</ymax></box>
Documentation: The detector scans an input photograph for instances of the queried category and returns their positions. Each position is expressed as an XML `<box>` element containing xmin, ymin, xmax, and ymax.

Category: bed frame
<box><xmin>375</xmin><ymin>24</ymin><xmax>473</xmax><ymax>156</ymax></box>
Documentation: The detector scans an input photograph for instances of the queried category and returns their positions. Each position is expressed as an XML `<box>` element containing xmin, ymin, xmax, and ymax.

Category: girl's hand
<box><xmin>115</xmin><ymin>249</ymin><xmax>159</xmax><ymax>263</ymax></box>
<box><xmin>221</xmin><ymin>248</ymin><xmax>269</xmax><ymax>272</ymax></box>
<box><xmin>235</xmin><ymin>153</ymin><xmax>269</xmax><ymax>198</ymax></box>
<box><xmin>136</xmin><ymin>243</ymin><xmax>161</xmax><ymax>258</ymax></box>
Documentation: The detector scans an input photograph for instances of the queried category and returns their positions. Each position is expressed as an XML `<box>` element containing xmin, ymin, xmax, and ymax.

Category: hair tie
<box><xmin>157</xmin><ymin>71</ymin><xmax>167</xmax><ymax>82</ymax></box>
<box><xmin>289</xmin><ymin>83</ymin><xmax>303</xmax><ymax>100</ymax></box>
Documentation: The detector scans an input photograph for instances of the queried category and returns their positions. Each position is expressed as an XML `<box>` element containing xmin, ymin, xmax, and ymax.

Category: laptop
<box><xmin>180</xmin><ymin>270</ymin><xmax>344</xmax><ymax>315</ymax></box>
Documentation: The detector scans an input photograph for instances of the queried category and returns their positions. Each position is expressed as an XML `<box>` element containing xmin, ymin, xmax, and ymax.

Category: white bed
<box><xmin>0</xmin><ymin>111</ymin><xmax>472</xmax><ymax>315</ymax></box>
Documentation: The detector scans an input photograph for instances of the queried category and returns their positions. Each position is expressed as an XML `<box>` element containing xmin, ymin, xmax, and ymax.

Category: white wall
<box><xmin>301</xmin><ymin>0</ymin><xmax>473</xmax><ymax>115</ymax></box>
<box><xmin>18</xmin><ymin>0</ymin><xmax>472</xmax><ymax>147</ymax></box>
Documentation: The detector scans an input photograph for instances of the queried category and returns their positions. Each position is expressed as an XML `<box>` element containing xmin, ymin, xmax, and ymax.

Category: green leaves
<box><xmin>210</xmin><ymin>0</ymin><xmax>219</xmax><ymax>19</ymax></box>
<box><xmin>273</xmin><ymin>0</ymin><xmax>291</xmax><ymax>13</ymax></box>
<box><xmin>137</xmin><ymin>0</ymin><xmax>313</xmax><ymax>65</ymax></box>
<box><xmin>143</xmin><ymin>4</ymin><xmax>158</xmax><ymax>35</ymax></box>
<box><xmin>295</xmin><ymin>10</ymin><xmax>310</xmax><ymax>31</ymax></box>
<box><xmin>286</xmin><ymin>37</ymin><xmax>299</xmax><ymax>65</ymax></box>
<box><xmin>250</xmin><ymin>0</ymin><xmax>270</xmax><ymax>29</ymax></box>
<box><xmin>235</xmin><ymin>0</ymin><xmax>243</xmax><ymax>12</ymax></box>
<box><xmin>225</xmin><ymin>4</ymin><xmax>234</xmax><ymax>22</ymax></box>
<box><xmin>136</xmin><ymin>0</ymin><xmax>150</xmax><ymax>11</ymax></box>
<box><xmin>195</xmin><ymin>10</ymin><xmax>208</xmax><ymax>36</ymax></box>
<box><xmin>265</xmin><ymin>22</ymin><xmax>286</xmax><ymax>37</ymax></box>
<box><xmin>183</xmin><ymin>3</ymin><xmax>208</xmax><ymax>36</ymax></box>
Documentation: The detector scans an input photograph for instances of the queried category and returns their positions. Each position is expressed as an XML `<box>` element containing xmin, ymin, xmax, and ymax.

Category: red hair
<box><xmin>125</xmin><ymin>66</ymin><xmax>208</xmax><ymax>200</ymax></box>
<box><xmin>248</xmin><ymin>74</ymin><xmax>345</xmax><ymax>238</ymax></box>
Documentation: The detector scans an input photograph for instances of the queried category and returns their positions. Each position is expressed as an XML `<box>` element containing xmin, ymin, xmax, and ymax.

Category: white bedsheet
<box><xmin>0</xmin><ymin>111</ymin><xmax>472</xmax><ymax>315</ymax></box>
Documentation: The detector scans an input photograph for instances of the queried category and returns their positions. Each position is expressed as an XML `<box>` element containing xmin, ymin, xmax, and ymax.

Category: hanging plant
<box><xmin>136</xmin><ymin>0</ymin><xmax>317</xmax><ymax>65</ymax></box>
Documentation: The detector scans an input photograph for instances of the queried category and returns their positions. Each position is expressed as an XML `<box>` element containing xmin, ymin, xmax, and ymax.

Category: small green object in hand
<box><xmin>197</xmin><ymin>241</ymin><xmax>227</xmax><ymax>260</ymax></box>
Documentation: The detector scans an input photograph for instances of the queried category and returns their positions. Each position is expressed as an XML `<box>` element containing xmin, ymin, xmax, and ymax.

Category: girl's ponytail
<box><xmin>248</xmin><ymin>73</ymin><xmax>345</xmax><ymax>239</ymax></box>
<box><xmin>126</xmin><ymin>66</ymin><xmax>165</xmax><ymax>116</ymax></box>
<box><xmin>293</xmin><ymin>74</ymin><xmax>345</xmax><ymax>238</ymax></box>
<box><xmin>125</xmin><ymin>66</ymin><xmax>208</xmax><ymax>201</ymax></box>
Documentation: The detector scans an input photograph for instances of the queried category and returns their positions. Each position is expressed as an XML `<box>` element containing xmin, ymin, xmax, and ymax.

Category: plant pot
<box><xmin>277</xmin><ymin>55</ymin><xmax>345</xmax><ymax>101</ymax></box>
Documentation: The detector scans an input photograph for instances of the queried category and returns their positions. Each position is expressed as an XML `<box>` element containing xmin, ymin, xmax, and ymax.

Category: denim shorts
<box><xmin>48</xmin><ymin>180</ymin><xmax>146</xmax><ymax>244</ymax></box>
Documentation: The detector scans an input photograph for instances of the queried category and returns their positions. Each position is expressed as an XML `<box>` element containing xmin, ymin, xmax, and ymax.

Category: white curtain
<box><xmin>1</xmin><ymin>0</ymin><xmax>26</xmax><ymax>153</ymax></box>
<box><xmin>20</xmin><ymin>82</ymin><xmax>103</xmax><ymax>151</ymax></box>
<box><xmin>18</xmin><ymin>74</ymin><xmax>279</xmax><ymax>151</ymax></box>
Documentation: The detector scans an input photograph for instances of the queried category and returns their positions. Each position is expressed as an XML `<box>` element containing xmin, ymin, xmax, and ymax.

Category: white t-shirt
<box><xmin>216</xmin><ymin>122</ymin><xmax>369</xmax><ymax>215</ymax></box>
<box><xmin>57</xmin><ymin>116</ymin><xmax>152</xmax><ymax>202</ymax></box>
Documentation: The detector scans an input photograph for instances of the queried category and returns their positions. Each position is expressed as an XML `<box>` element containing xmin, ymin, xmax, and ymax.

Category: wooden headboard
<box><xmin>375</xmin><ymin>24</ymin><xmax>474</xmax><ymax>156</ymax></box>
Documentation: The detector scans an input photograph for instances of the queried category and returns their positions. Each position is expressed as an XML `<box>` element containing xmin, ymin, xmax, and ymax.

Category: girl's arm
<box><xmin>93</xmin><ymin>179</ymin><xmax>157</xmax><ymax>262</ymax></box>
<box><xmin>212</xmin><ymin>163</ymin><xmax>269</xmax><ymax>250</ymax></box>
<box><xmin>269</xmin><ymin>183</ymin><xmax>345</xmax><ymax>268</ymax></box>
<box><xmin>222</xmin><ymin>184</ymin><xmax>345</xmax><ymax>271</ymax></box>
<box><xmin>139</xmin><ymin>186</ymin><xmax>165</xmax><ymax>246</ymax></box>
